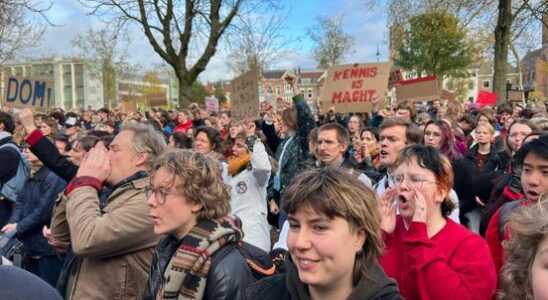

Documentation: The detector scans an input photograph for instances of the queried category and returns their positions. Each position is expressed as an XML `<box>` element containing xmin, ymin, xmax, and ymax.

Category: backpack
<box><xmin>498</xmin><ymin>200</ymin><xmax>521</xmax><ymax>241</ymax></box>
<box><xmin>214</xmin><ymin>241</ymin><xmax>276</xmax><ymax>280</ymax></box>
<box><xmin>0</xmin><ymin>231</ymin><xmax>24</xmax><ymax>267</ymax></box>
<box><xmin>0</xmin><ymin>143</ymin><xmax>30</xmax><ymax>203</ymax></box>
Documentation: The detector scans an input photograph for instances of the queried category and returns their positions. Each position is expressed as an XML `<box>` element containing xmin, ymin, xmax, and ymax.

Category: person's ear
<box><xmin>353</xmin><ymin>228</ymin><xmax>366</xmax><ymax>253</ymax></box>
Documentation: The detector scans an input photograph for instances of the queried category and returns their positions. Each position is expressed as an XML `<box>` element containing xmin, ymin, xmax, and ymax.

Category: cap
<box><xmin>64</xmin><ymin>117</ymin><xmax>80</xmax><ymax>128</ymax></box>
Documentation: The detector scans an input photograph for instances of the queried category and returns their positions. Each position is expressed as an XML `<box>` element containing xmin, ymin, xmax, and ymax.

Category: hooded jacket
<box><xmin>244</xmin><ymin>256</ymin><xmax>403</xmax><ymax>300</ymax></box>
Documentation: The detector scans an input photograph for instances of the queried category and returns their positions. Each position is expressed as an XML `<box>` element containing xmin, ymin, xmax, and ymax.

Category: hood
<box><xmin>285</xmin><ymin>255</ymin><xmax>400</xmax><ymax>300</ymax></box>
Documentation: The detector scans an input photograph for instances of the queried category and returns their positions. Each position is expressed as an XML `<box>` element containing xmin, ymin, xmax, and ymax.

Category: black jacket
<box><xmin>244</xmin><ymin>256</ymin><xmax>403</xmax><ymax>300</ymax></box>
<box><xmin>0</xmin><ymin>135</ymin><xmax>19</xmax><ymax>186</ymax></box>
<box><xmin>29</xmin><ymin>133</ymin><xmax>78</xmax><ymax>182</ymax></box>
<box><xmin>143</xmin><ymin>235</ymin><xmax>255</xmax><ymax>300</ymax></box>
<box><xmin>455</xmin><ymin>144</ymin><xmax>503</xmax><ymax>217</ymax></box>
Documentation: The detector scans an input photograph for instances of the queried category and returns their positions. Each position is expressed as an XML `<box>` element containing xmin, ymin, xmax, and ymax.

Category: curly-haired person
<box><xmin>500</xmin><ymin>195</ymin><xmax>548</xmax><ymax>300</ymax></box>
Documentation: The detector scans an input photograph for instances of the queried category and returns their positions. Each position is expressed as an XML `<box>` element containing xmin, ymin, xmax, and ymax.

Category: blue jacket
<box><xmin>9</xmin><ymin>166</ymin><xmax>66</xmax><ymax>256</ymax></box>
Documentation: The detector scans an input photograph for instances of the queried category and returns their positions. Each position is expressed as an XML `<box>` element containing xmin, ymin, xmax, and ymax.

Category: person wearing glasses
<box><xmin>143</xmin><ymin>150</ymin><xmax>254</xmax><ymax>300</ymax></box>
<box><xmin>379</xmin><ymin>145</ymin><xmax>496</xmax><ymax>300</ymax></box>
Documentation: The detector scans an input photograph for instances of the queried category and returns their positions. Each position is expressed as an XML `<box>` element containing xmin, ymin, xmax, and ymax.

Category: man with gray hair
<box><xmin>49</xmin><ymin>123</ymin><xmax>167</xmax><ymax>299</ymax></box>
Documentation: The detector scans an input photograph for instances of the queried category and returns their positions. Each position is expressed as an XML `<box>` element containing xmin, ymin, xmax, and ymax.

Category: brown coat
<box><xmin>51</xmin><ymin>176</ymin><xmax>160</xmax><ymax>300</ymax></box>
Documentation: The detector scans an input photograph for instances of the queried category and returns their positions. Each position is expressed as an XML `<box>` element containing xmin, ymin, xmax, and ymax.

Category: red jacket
<box><xmin>485</xmin><ymin>198</ymin><xmax>529</xmax><ymax>273</ymax></box>
<box><xmin>174</xmin><ymin>120</ymin><xmax>192</xmax><ymax>133</ymax></box>
<box><xmin>380</xmin><ymin>217</ymin><xmax>497</xmax><ymax>300</ymax></box>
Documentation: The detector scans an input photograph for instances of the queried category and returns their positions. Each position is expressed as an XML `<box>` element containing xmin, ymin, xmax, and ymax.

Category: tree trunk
<box><xmin>178</xmin><ymin>76</ymin><xmax>193</xmax><ymax>108</ymax></box>
<box><xmin>493</xmin><ymin>0</ymin><xmax>512</xmax><ymax>105</ymax></box>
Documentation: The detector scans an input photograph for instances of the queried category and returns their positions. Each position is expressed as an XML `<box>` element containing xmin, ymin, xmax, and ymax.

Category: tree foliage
<box><xmin>397</xmin><ymin>11</ymin><xmax>474</xmax><ymax>82</ymax></box>
<box><xmin>307</xmin><ymin>16</ymin><xmax>355</xmax><ymax>69</ymax></box>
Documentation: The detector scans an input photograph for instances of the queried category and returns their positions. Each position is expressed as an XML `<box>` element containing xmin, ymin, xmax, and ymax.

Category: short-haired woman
<box><xmin>379</xmin><ymin>145</ymin><xmax>497</xmax><ymax>300</ymax></box>
<box><xmin>143</xmin><ymin>150</ymin><xmax>254</xmax><ymax>300</ymax></box>
<box><xmin>245</xmin><ymin>167</ymin><xmax>403</xmax><ymax>300</ymax></box>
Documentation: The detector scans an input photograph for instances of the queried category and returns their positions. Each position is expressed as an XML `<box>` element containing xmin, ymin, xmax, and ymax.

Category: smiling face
<box><xmin>287</xmin><ymin>207</ymin><xmax>364</xmax><ymax>294</ymax></box>
<box><xmin>521</xmin><ymin>153</ymin><xmax>548</xmax><ymax>202</ymax></box>
<box><xmin>379</xmin><ymin>126</ymin><xmax>408</xmax><ymax>167</ymax></box>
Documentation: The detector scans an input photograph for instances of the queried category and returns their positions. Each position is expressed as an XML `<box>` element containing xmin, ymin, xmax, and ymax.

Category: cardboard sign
<box><xmin>231</xmin><ymin>69</ymin><xmax>260</xmax><ymax>121</ymax></box>
<box><xmin>477</xmin><ymin>90</ymin><xmax>497</xmax><ymax>108</ymax></box>
<box><xmin>2</xmin><ymin>76</ymin><xmax>54</xmax><ymax>112</ymax></box>
<box><xmin>205</xmin><ymin>96</ymin><xmax>220</xmax><ymax>114</ymax></box>
<box><xmin>320</xmin><ymin>62</ymin><xmax>391</xmax><ymax>113</ymax></box>
<box><xmin>146</xmin><ymin>92</ymin><xmax>168</xmax><ymax>107</ymax></box>
<box><xmin>395</xmin><ymin>76</ymin><xmax>439</xmax><ymax>103</ymax></box>
<box><xmin>507</xmin><ymin>90</ymin><xmax>524</xmax><ymax>103</ymax></box>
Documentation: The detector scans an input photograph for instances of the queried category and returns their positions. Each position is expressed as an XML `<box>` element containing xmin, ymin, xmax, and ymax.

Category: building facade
<box><xmin>1</xmin><ymin>58</ymin><xmax>104</xmax><ymax>110</ymax></box>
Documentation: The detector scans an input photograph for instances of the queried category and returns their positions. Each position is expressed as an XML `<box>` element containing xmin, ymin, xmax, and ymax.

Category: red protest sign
<box><xmin>320</xmin><ymin>62</ymin><xmax>392</xmax><ymax>113</ymax></box>
<box><xmin>476</xmin><ymin>91</ymin><xmax>497</xmax><ymax>108</ymax></box>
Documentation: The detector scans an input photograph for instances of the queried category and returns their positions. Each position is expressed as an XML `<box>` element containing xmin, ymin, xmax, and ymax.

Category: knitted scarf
<box><xmin>159</xmin><ymin>217</ymin><xmax>243</xmax><ymax>300</ymax></box>
<box><xmin>227</xmin><ymin>153</ymin><xmax>250</xmax><ymax>176</ymax></box>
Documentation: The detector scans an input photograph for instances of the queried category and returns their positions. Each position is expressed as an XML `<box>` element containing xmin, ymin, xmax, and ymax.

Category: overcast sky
<box><xmin>35</xmin><ymin>0</ymin><xmax>389</xmax><ymax>82</ymax></box>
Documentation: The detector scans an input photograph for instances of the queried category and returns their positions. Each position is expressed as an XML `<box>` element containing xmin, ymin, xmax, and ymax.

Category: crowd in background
<box><xmin>1</xmin><ymin>86</ymin><xmax>548</xmax><ymax>300</ymax></box>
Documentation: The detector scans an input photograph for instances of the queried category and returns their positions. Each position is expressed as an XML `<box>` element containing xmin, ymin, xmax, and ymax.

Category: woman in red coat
<box><xmin>379</xmin><ymin>144</ymin><xmax>497</xmax><ymax>300</ymax></box>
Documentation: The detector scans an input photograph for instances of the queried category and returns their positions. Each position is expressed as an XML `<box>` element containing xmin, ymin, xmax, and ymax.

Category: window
<box><xmin>284</xmin><ymin>84</ymin><xmax>291</xmax><ymax>91</ymax></box>
<box><xmin>468</xmin><ymin>81</ymin><xmax>474</xmax><ymax>89</ymax></box>
<box><xmin>301</xmin><ymin>78</ymin><xmax>311</xmax><ymax>84</ymax></box>
<box><xmin>307</xmin><ymin>88</ymin><xmax>313</xmax><ymax>98</ymax></box>
<box><xmin>276</xmin><ymin>87</ymin><xmax>280</xmax><ymax>95</ymax></box>
<box><xmin>483</xmin><ymin>80</ymin><xmax>490</xmax><ymax>88</ymax></box>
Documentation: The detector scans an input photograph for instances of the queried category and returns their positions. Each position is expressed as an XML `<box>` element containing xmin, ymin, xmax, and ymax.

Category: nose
<box><xmin>147</xmin><ymin>192</ymin><xmax>157</xmax><ymax>207</ymax></box>
<box><xmin>525</xmin><ymin>171</ymin><xmax>541</xmax><ymax>188</ymax></box>
<box><xmin>292</xmin><ymin>228</ymin><xmax>312</xmax><ymax>250</ymax></box>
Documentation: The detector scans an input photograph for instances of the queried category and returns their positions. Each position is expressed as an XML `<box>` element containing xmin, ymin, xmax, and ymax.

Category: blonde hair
<box><xmin>500</xmin><ymin>196</ymin><xmax>548</xmax><ymax>300</ymax></box>
<box><xmin>151</xmin><ymin>149</ymin><xmax>230</xmax><ymax>220</ymax></box>
<box><xmin>476</xmin><ymin>123</ymin><xmax>495</xmax><ymax>135</ymax></box>
<box><xmin>283</xmin><ymin>167</ymin><xmax>383</xmax><ymax>284</ymax></box>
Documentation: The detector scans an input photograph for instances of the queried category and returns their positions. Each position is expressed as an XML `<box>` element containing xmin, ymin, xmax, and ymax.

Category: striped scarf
<box><xmin>159</xmin><ymin>217</ymin><xmax>242</xmax><ymax>300</ymax></box>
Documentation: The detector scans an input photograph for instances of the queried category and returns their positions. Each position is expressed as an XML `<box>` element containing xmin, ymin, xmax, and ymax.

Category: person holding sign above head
<box><xmin>267</xmin><ymin>74</ymin><xmax>316</xmax><ymax>228</ymax></box>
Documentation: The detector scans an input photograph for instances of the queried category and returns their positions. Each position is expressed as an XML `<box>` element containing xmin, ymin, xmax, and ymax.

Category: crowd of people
<box><xmin>1</xmin><ymin>78</ymin><xmax>548</xmax><ymax>299</ymax></box>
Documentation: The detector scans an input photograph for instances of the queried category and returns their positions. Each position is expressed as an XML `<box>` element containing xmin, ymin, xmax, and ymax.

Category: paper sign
<box><xmin>231</xmin><ymin>69</ymin><xmax>260</xmax><ymax>121</ymax></box>
<box><xmin>2</xmin><ymin>76</ymin><xmax>54</xmax><ymax>112</ymax></box>
<box><xmin>507</xmin><ymin>90</ymin><xmax>524</xmax><ymax>103</ymax></box>
<box><xmin>477</xmin><ymin>90</ymin><xmax>498</xmax><ymax>108</ymax></box>
<box><xmin>320</xmin><ymin>62</ymin><xmax>392</xmax><ymax>113</ymax></box>
<box><xmin>395</xmin><ymin>76</ymin><xmax>439</xmax><ymax>103</ymax></box>
<box><xmin>146</xmin><ymin>92</ymin><xmax>168</xmax><ymax>107</ymax></box>
<box><xmin>205</xmin><ymin>96</ymin><xmax>220</xmax><ymax>114</ymax></box>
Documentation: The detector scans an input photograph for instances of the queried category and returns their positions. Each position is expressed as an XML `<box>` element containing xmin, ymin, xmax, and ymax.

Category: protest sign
<box><xmin>205</xmin><ymin>97</ymin><xmax>220</xmax><ymax>114</ymax></box>
<box><xmin>231</xmin><ymin>69</ymin><xmax>260</xmax><ymax>122</ymax></box>
<box><xmin>395</xmin><ymin>76</ymin><xmax>439</xmax><ymax>103</ymax></box>
<box><xmin>146</xmin><ymin>92</ymin><xmax>168</xmax><ymax>107</ymax></box>
<box><xmin>507</xmin><ymin>90</ymin><xmax>524</xmax><ymax>103</ymax></box>
<box><xmin>320</xmin><ymin>62</ymin><xmax>391</xmax><ymax>113</ymax></box>
<box><xmin>476</xmin><ymin>90</ymin><xmax>497</xmax><ymax>108</ymax></box>
<box><xmin>2</xmin><ymin>76</ymin><xmax>54</xmax><ymax>112</ymax></box>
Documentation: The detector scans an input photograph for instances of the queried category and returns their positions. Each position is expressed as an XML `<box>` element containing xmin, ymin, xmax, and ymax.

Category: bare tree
<box><xmin>0</xmin><ymin>1</ymin><xmax>50</xmax><ymax>64</ymax></box>
<box><xmin>223</xmin><ymin>5</ymin><xmax>299</xmax><ymax>75</ymax></box>
<box><xmin>72</xmin><ymin>24</ymin><xmax>131</xmax><ymax>109</ymax></box>
<box><xmin>307</xmin><ymin>16</ymin><xmax>355</xmax><ymax>69</ymax></box>
<box><xmin>78</xmin><ymin>0</ymin><xmax>275</xmax><ymax>107</ymax></box>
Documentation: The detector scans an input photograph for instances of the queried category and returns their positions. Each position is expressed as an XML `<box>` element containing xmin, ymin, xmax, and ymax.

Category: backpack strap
<box><xmin>498</xmin><ymin>200</ymin><xmax>521</xmax><ymax>241</ymax></box>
